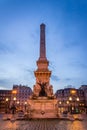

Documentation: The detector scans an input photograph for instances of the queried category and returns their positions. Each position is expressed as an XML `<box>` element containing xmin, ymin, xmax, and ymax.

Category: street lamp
<box><xmin>24</xmin><ymin>101</ymin><xmax>27</xmax><ymax>112</ymax></box>
<box><xmin>59</xmin><ymin>101</ymin><xmax>62</xmax><ymax>105</ymax></box>
<box><xmin>5</xmin><ymin>98</ymin><xmax>9</xmax><ymax>113</ymax></box>
<box><xmin>6</xmin><ymin>98</ymin><xmax>9</xmax><ymax>102</ymax></box>
<box><xmin>69</xmin><ymin>97</ymin><xmax>72</xmax><ymax>101</ymax></box>
<box><xmin>13</xmin><ymin>97</ymin><xmax>16</xmax><ymax>101</ymax></box>
<box><xmin>76</xmin><ymin>97</ymin><xmax>79</xmax><ymax>101</ymax></box>
<box><xmin>17</xmin><ymin>101</ymin><xmax>20</xmax><ymax>111</ymax></box>
<box><xmin>11</xmin><ymin>97</ymin><xmax>16</xmax><ymax>115</ymax></box>
<box><xmin>58</xmin><ymin>101</ymin><xmax>62</xmax><ymax>113</ymax></box>
<box><xmin>66</xmin><ymin>101</ymin><xmax>69</xmax><ymax>104</ymax></box>
<box><xmin>76</xmin><ymin>97</ymin><xmax>79</xmax><ymax>113</ymax></box>
<box><xmin>66</xmin><ymin>101</ymin><xmax>69</xmax><ymax>112</ymax></box>
<box><xmin>69</xmin><ymin>97</ymin><xmax>72</xmax><ymax>113</ymax></box>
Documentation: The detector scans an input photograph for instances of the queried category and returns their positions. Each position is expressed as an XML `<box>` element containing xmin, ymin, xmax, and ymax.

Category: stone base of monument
<box><xmin>28</xmin><ymin>97</ymin><xmax>58</xmax><ymax>119</ymax></box>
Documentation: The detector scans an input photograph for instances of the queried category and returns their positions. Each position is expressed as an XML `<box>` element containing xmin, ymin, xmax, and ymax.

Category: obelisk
<box><xmin>28</xmin><ymin>24</ymin><xmax>58</xmax><ymax>119</ymax></box>
<box><xmin>39</xmin><ymin>23</ymin><xmax>46</xmax><ymax>60</ymax></box>
<box><xmin>34</xmin><ymin>23</ymin><xmax>51</xmax><ymax>84</ymax></box>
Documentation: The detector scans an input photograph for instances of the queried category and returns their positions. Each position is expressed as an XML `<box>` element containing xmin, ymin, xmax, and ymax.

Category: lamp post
<box><xmin>76</xmin><ymin>97</ymin><xmax>79</xmax><ymax>113</ymax></box>
<box><xmin>76</xmin><ymin>97</ymin><xmax>79</xmax><ymax>101</ymax></box>
<box><xmin>66</xmin><ymin>100</ymin><xmax>69</xmax><ymax>112</ymax></box>
<box><xmin>24</xmin><ymin>101</ymin><xmax>27</xmax><ymax>112</ymax></box>
<box><xmin>13</xmin><ymin>97</ymin><xmax>16</xmax><ymax>102</ymax></box>
<box><xmin>17</xmin><ymin>101</ymin><xmax>20</xmax><ymax>111</ymax></box>
<box><xmin>69</xmin><ymin>97</ymin><xmax>72</xmax><ymax>114</ymax></box>
<box><xmin>69</xmin><ymin>97</ymin><xmax>72</xmax><ymax>101</ymax></box>
<box><xmin>59</xmin><ymin>101</ymin><xmax>62</xmax><ymax>113</ymax></box>
<box><xmin>17</xmin><ymin>101</ymin><xmax>19</xmax><ymax>104</ymax></box>
<box><xmin>11</xmin><ymin>97</ymin><xmax>16</xmax><ymax>115</ymax></box>
<box><xmin>5</xmin><ymin>98</ymin><xmax>9</xmax><ymax>113</ymax></box>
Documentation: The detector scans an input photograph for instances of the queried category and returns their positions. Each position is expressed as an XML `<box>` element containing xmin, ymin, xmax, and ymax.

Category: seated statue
<box><xmin>31</xmin><ymin>85</ymin><xmax>40</xmax><ymax>98</ymax></box>
<box><xmin>32</xmin><ymin>82</ymin><xmax>54</xmax><ymax>99</ymax></box>
<box><xmin>38</xmin><ymin>82</ymin><xmax>47</xmax><ymax>97</ymax></box>
<box><xmin>47</xmin><ymin>85</ymin><xmax>54</xmax><ymax>98</ymax></box>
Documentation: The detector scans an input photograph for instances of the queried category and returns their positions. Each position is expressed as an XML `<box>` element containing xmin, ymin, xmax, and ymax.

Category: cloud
<box><xmin>0</xmin><ymin>86</ymin><xmax>7</xmax><ymax>89</ymax></box>
<box><xmin>64</xmin><ymin>42</ymin><xmax>81</xmax><ymax>49</ymax></box>
<box><xmin>70</xmin><ymin>61</ymin><xmax>87</xmax><ymax>69</ymax></box>
<box><xmin>64</xmin><ymin>84</ymin><xmax>75</xmax><ymax>88</ymax></box>
<box><xmin>0</xmin><ymin>42</ymin><xmax>10</xmax><ymax>54</ymax></box>
<box><xmin>25</xmin><ymin>68</ymin><xmax>35</xmax><ymax>79</ymax></box>
<box><xmin>0</xmin><ymin>79</ymin><xmax>9</xmax><ymax>84</ymax></box>
<box><xmin>49</xmin><ymin>61</ymin><xmax>56</xmax><ymax>71</ymax></box>
<box><xmin>51</xmin><ymin>75</ymin><xmax>60</xmax><ymax>82</ymax></box>
<box><xmin>0</xmin><ymin>78</ymin><xmax>13</xmax><ymax>89</ymax></box>
<box><xmin>65</xmin><ymin>78</ymin><xmax>71</xmax><ymax>81</ymax></box>
<box><xmin>0</xmin><ymin>42</ymin><xmax>17</xmax><ymax>54</ymax></box>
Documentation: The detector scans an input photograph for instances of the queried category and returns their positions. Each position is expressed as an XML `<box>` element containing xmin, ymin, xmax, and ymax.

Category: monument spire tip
<box><xmin>40</xmin><ymin>23</ymin><xmax>45</xmax><ymax>26</ymax></box>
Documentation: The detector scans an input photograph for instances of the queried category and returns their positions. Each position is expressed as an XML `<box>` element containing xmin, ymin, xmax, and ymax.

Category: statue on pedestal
<box><xmin>32</xmin><ymin>85</ymin><xmax>40</xmax><ymax>98</ymax></box>
<box><xmin>47</xmin><ymin>85</ymin><xmax>54</xmax><ymax>98</ymax></box>
<box><xmin>37</xmin><ymin>82</ymin><xmax>47</xmax><ymax>97</ymax></box>
<box><xmin>31</xmin><ymin>81</ymin><xmax>54</xmax><ymax>99</ymax></box>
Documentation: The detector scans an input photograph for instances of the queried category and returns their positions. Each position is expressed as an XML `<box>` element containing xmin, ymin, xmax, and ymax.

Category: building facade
<box><xmin>10</xmin><ymin>85</ymin><xmax>32</xmax><ymax>112</ymax></box>
<box><xmin>55</xmin><ymin>87</ymin><xmax>85</xmax><ymax>114</ymax></box>
<box><xmin>0</xmin><ymin>90</ymin><xmax>11</xmax><ymax>113</ymax></box>
<box><xmin>79</xmin><ymin>85</ymin><xmax>87</xmax><ymax>113</ymax></box>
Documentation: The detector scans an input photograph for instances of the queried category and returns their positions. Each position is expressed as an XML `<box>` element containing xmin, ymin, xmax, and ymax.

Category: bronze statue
<box><xmin>37</xmin><ymin>82</ymin><xmax>47</xmax><ymax>97</ymax></box>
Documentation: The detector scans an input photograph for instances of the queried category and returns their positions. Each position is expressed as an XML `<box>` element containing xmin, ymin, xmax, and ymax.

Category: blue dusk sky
<box><xmin>0</xmin><ymin>0</ymin><xmax>87</xmax><ymax>92</ymax></box>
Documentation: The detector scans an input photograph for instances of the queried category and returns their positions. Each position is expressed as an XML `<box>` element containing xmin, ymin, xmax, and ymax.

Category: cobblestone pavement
<box><xmin>0</xmin><ymin>114</ymin><xmax>87</xmax><ymax>130</ymax></box>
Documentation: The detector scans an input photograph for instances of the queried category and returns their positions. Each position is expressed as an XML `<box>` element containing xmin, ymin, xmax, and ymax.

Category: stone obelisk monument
<box><xmin>28</xmin><ymin>24</ymin><xmax>58</xmax><ymax>118</ymax></box>
<box><xmin>34</xmin><ymin>23</ymin><xmax>51</xmax><ymax>95</ymax></box>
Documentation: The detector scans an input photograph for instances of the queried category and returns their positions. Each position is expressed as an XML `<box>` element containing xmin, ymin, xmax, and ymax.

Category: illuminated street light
<box><xmin>6</xmin><ymin>98</ymin><xmax>9</xmax><ymax>102</ymax></box>
<box><xmin>58</xmin><ymin>101</ymin><xmax>62</xmax><ymax>113</ymax></box>
<box><xmin>17</xmin><ymin>101</ymin><xmax>20</xmax><ymax>111</ymax></box>
<box><xmin>10</xmin><ymin>97</ymin><xmax>17</xmax><ymax>114</ymax></box>
<box><xmin>13</xmin><ymin>97</ymin><xmax>16</xmax><ymax>101</ymax></box>
<box><xmin>76</xmin><ymin>97</ymin><xmax>79</xmax><ymax>101</ymax></box>
<box><xmin>59</xmin><ymin>101</ymin><xmax>62</xmax><ymax>105</ymax></box>
<box><xmin>69</xmin><ymin>97</ymin><xmax>73</xmax><ymax>113</ymax></box>
<box><xmin>24</xmin><ymin>101</ymin><xmax>27</xmax><ymax>111</ymax></box>
<box><xmin>25</xmin><ymin>101</ymin><xmax>27</xmax><ymax>105</ymax></box>
<box><xmin>69</xmin><ymin>97</ymin><xmax>72</xmax><ymax>101</ymax></box>
<box><xmin>5</xmin><ymin>98</ymin><xmax>9</xmax><ymax>113</ymax></box>
<box><xmin>66</xmin><ymin>100</ymin><xmax>69</xmax><ymax>112</ymax></box>
<box><xmin>76</xmin><ymin>97</ymin><xmax>80</xmax><ymax>113</ymax></box>
<box><xmin>17</xmin><ymin>101</ymin><xmax>19</xmax><ymax>104</ymax></box>
<box><xmin>66</xmin><ymin>101</ymin><xmax>69</xmax><ymax>104</ymax></box>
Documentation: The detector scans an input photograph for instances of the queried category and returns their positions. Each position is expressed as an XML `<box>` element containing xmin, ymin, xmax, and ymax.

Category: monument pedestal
<box><xmin>28</xmin><ymin>97</ymin><xmax>58</xmax><ymax>118</ymax></box>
